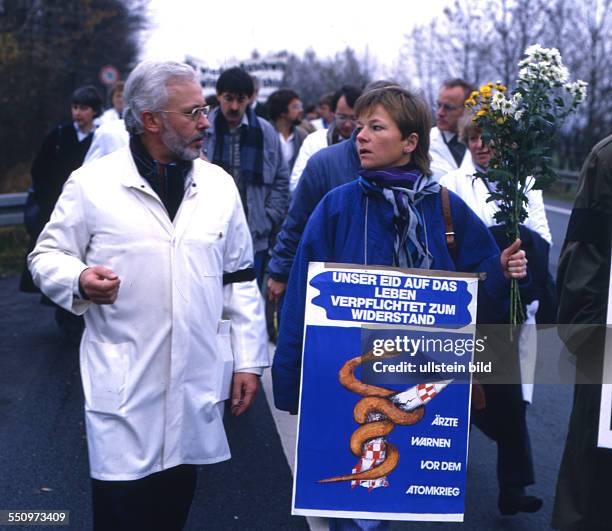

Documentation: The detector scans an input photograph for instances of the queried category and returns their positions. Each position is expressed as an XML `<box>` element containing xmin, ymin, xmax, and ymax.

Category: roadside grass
<box><xmin>0</xmin><ymin>225</ymin><xmax>29</xmax><ymax>278</ymax></box>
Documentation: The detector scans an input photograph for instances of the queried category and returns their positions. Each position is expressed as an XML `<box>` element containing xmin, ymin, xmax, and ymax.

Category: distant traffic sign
<box><xmin>99</xmin><ymin>65</ymin><xmax>120</xmax><ymax>86</ymax></box>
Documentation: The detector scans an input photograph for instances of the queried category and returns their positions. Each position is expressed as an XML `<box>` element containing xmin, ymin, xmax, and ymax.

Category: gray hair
<box><xmin>123</xmin><ymin>61</ymin><xmax>200</xmax><ymax>135</ymax></box>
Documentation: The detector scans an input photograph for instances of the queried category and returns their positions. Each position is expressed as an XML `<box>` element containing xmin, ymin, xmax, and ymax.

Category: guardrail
<box><xmin>557</xmin><ymin>169</ymin><xmax>580</xmax><ymax>187</ymax></box>
<box><xmin>0</xmin><ymin>192</ymin><xmax>27</xmax><ymax>227</ymax></box>
<box><xmin>0</xmin><ymin>169</ymin><xmax>582</xmax><ymax>228</ymax></box>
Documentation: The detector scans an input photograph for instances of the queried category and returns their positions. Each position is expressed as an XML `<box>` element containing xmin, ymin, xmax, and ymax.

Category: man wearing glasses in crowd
<box><xmin>28</xmin><ymin>60</ymin><xmax>268</xmax><ymax>530</ymax></box>
<box><xmin>266</xmin><ymin>84</ymin><xmax>365</xmax><ymax>332</ymax></box>
<box><xmin>429</xmin><ymin>78</ymin><xmax>476</xmax><ymax>179</ymax></box>
<box><xmin>288</xmin><ymin>85</ymin><xmax>363</xmax><ymax>192</ymax></box>
<box><xmin>202</xmin><ymin>67</ymin><xmax>289</xmax><ymax>286</ymax></box>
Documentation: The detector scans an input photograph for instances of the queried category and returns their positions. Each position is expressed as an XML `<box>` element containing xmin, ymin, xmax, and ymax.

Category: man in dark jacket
<box><xmin>552</xmin><ymin>134</ymin><xmax>612</xmax><ymax>531</ymax></box>
<box><xmin>29</xmin><ymin>85</ymin><xmax>102</xmax><ymax>239</ymax></box>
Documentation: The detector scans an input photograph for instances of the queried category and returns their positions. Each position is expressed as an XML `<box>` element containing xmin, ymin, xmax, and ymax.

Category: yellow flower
<box><xmin>487</xmin><ymin>82</ymin><xmax>494</xmax><ymax>88</ymax></box>
<box><xmin>464</xmin><ymin>98</ymin><xmax>477</xmax><ymax>107</ymax></box>
<box><xmin>496</xmin><ymin>117</ymin><xmax>507</xmax><ymax>124</ymax></box>
<box><xmin>470</xmin><ymin>90</ymin><xmax>480</xmax><ymax>99</ymax></box>
<box><xmin>476</xmin><ymin>110</ymin><xmax>488</xmax><ymax>117</ymax></box>
<box><xmin>479</xmin><ymin>84</ymin><xmax>492</xmax><ymax>94</ymax></box>
<box><xmin>495</xmin><ymin>83</ymin><xmax>507</xmax><ymax>92</ymax></box>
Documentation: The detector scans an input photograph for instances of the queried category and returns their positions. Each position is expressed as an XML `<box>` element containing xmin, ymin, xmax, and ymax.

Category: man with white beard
<box><xmin>28</xmin><ymin>60</ymin><xmax>268</xmax><ymax>531</ymax></box>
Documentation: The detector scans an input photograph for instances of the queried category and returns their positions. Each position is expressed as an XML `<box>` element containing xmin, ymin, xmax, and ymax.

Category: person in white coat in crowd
<box><xmin>440</xmin><ymin>114</ymin><xmax>551</xmax><ymax>515</ymax></box>
<box><xmin>439</xmin><ymin>115</ymin><xmax>551</xmax><ymax>245</ymax></box>
<box><xmin>429</xmin><ymin>78</ymin><xmax>476</xmax><ymax>180</ymax></box>
<box><xmin>83</xmin><ymin>117</ymin><xmax>129</xmax><ymax>163</ymax></box>
<box><xmin>28</xmin><ymin>60</ymin><xmax>269</xmax><ymax>531</ymax></box>
<box><xmin>98</xmin><ymin>81</ymin><xmax>124</xmax><ymax>125</ymax></box>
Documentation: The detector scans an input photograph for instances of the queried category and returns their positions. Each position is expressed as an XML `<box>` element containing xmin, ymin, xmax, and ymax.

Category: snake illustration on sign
<box><xmin>318</xmin><ymin>350</ymin><xmax>450</xmax><ymax>489</ymax></box>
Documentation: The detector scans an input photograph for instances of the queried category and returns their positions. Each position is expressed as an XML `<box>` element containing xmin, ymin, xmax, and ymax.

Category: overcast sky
<box><xmin>142</xmin><ymin>0</ymin><xmax>450</xmax><ymax>72</ymax></box>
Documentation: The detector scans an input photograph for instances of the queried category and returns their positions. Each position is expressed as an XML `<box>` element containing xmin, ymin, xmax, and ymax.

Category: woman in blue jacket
<box><xmin>272</xmin><ymin>86</ymin><xmax>527</xmax><ymax>530</ymax></box>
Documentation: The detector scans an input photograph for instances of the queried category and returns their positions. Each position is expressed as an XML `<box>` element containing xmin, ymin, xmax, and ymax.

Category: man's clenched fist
<box><xmin>79</xmin><ymin>266</ymin><xmax>121</xmax><ymax>304</ymax></box>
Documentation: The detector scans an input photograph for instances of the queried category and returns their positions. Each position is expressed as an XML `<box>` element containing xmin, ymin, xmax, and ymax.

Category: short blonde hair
<box><xmin>458</xmin><ymin>113</ymin><xmax>481</xmax><ymax>144</ymax></box>
<box><xmin>354</xmin><ymin>86</ymin><xmax>432</xmax><ymax>176</ymax></box>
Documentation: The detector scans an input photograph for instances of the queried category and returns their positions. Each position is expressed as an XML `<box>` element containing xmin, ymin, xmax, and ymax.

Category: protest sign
<box><xmin>292</xmin><ymin>262</ymin><xmax>482</xmax><ymax>522</ymax></box>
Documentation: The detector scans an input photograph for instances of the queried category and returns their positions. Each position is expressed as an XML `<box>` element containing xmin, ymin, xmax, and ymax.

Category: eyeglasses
<box><xmin>336</xmin><ymin>113</ymin><xmax>357</xmax><ymax>123</ymax></box>
<box><xmin>436</xmin><ymin>102</ymin><xmax>462</xmax><ymax>112</ymax></box>
<box><xmin>159</xmin><ymin>105</ymin><xmax>210</xmax><ymax>121</ymax></box>
<box><xmin>289</xmin><ymin>103</ymin><xmax>304</xmax><ymax>111</ymax></box>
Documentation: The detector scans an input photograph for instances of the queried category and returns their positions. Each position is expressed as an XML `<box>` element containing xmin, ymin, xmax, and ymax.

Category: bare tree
<box><xmin>0</xmin><ymin>0</ymin><xmax>149</xmax><ymax>191</ymax></box>
<box><xmin>398</xmin><ymin>0</ymin><xmax>612</xmax><ymax>168</ymax></box>
<box><xmin>281</xmin><ymin>47</ymin><xmax>373</xmax><ymax>107</ymax></box>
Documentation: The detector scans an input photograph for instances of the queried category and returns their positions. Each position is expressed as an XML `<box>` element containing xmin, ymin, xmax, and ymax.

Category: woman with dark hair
<box><xmin>21</xmin><ymin>85</ymin><xmax>102</xmax><ymax>340</ymax></box>
<box><xmin>29</xmin><ymin>85</ymin><xmax>102</xmax><ymax>237</ymax></box>
<box><xmin>272</xmin><ymin>86</ymin><xmax>527</xmax><ymax>530</ymax></box>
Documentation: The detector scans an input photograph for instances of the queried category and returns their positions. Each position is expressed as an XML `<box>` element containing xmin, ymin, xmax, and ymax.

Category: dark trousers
<box><xmin>91</xmin><ymin>464</ymin><xmax>197</xmax><ymax>531</ymax></box>
<box><xmin>471</xmin><ymin>383</ymin><xmax>534</xmax><ymax>494</ymax></box>
<box><xmin>254</xmin><ymin>250</ymin><xmax>268</xmax><ymax>289</ymax></box>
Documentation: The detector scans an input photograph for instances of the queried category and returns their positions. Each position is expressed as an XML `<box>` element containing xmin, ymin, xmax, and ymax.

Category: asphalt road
<box><xmin>0</xmin><ymin>198</ymin><xmax>574</xmax><ymax>530</ymax></box>
<box><xmin>0</xmin><ymin>279</ymin><xmax>308</xmax><ymax>531</ymax></box>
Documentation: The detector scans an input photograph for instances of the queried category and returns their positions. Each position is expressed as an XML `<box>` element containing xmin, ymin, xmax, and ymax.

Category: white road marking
<box><xmin>262</xmin><ymin>345</ymin><xmax>328</xmax><ymax>531</ymax></box>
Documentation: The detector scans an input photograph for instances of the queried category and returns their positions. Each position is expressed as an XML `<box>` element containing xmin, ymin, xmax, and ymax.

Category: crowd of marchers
<box><xmin>20</xmin><ymin>60</ymin><xmax>611</xmax><ymax>531</ymax></box>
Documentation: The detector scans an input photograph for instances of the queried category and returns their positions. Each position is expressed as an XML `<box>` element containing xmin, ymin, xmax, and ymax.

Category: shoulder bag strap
<box><xmin>441</xmin><ymin>186</ymin><xmax>457</xmax><ymax>261</ymax></box>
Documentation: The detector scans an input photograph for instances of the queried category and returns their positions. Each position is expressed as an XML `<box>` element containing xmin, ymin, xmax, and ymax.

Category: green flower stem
<box><xmin>510</xmin><ymin>164</ymin><xmax>525</xmax><ymax>326</ymax></box>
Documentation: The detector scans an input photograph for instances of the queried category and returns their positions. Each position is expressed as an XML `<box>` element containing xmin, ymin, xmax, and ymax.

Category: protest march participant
<box><xmin>552</xmin><ymin>134</ymin><xmax>612</xmax><ymax>531</ymax></box>
<box><xmin>98</xmin><ymin>81</ymin><xmax>124</xmax><ymax>124</ymax></box>
<box><xmin>84</xmin><ymin>118</ymin><xmax>129</xmax><ymax>163</ymax></box>
<box><xmin>272</xmin><ymin>86</ymin><xmax>527</xmax><ymax>530</ymax></box>
<box><xmin>21</xmin><ymin>85</ymin><xmax>102</xmax><ymax>340</ymax></box>
<box><xmin>289</xmin><ymin>85</ymin><xmax>363</xmax><ymax>192</ymax></box>
<box><xmin>441</xmin><ymin>115</ymin><xmax>551</xmax><ymax>515</ymax></box>
<box><xmin>28</xmin><ymin>60</ymin><xmax>268</xmax><ymax>531</ymax></box>
<box><xmin>310</xmin><ymin>92</ymin><xmax>334</xmax><ymax>130</ymax></box>
<box><xmin>267</xmin><ymin>88</ymin><xmax>308</xmax><ymax>173</ymax></box>
<box><xmin>202</xmin><ymin>66</ymin><xmax>289</xmax><ymax>286</ymax></box>
<box><xmin>429</xmin><ymin>78</ymin><xmax>475</xmax><ymax>180</ymax></box>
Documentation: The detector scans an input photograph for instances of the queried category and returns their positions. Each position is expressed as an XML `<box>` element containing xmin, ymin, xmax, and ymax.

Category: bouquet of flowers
<box><xmin>465</xmin><ymin>44</ymin><xmax>587</xmax><ymax>324</ymax></box>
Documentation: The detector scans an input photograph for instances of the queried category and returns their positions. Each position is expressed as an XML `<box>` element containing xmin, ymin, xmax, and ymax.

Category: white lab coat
<box><xmin>28</xmin><ymin>147</ymin><xmax>269</xmax><ymax>480</ymax></box>
<box><xmin>439</xmin><ymin>157</ymin><xmax>552</xmax><ymax>245</ymax></box>
<box><xmin>440</xmin><ymin>157</ymin><xmax>553</xmax><ymax>403</ymax></box>
<box><xmin>84</xmin><ymin>119</ymin><xmax>129</xmax><ymax>164</ymax></box>
<box><xmin>98</xmin><ymin>107</ymin><xmax>121</xmax><ymax>125</ymax></box>
<box><xmin>289</xmin><ymin>129</ymin><xmax>329</xmax><ymax>193</ymax></box>
<box><xmin>429</xmin><ymin>126</ymin><xmax>469</xmax><ymax>181</ymax></box>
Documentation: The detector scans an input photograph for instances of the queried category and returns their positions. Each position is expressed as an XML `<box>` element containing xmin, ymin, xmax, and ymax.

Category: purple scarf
<box><xmin>359</xmin><ymin>165</ymin><xmax>440</xmax><ymax>268</ymax></box>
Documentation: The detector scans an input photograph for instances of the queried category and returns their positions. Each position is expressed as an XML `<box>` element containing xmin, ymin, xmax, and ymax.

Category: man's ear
<box><xmin>141</xmin><ymin>110</ymin><xmax>162</xmax><ymax>134</ymax></box>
